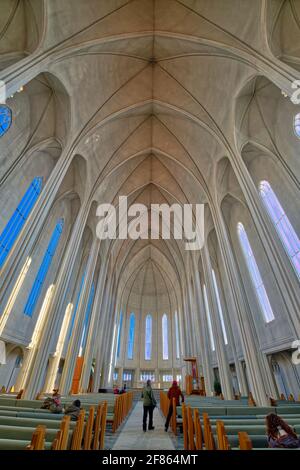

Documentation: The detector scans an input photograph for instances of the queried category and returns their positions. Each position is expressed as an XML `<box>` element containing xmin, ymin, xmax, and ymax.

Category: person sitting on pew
<box><xmin>165</xmin><ymin>380</ymin><xmax>184</xmax><ymax>432</ymax></box>
<box><xmin>266</xmin><ymin>413</ymin><xmax>300</xmax><ymax>448</ymax></box>
<box><xmin>41</xmin><ymin>388</ymin><xmax>62</xmax><ymax>413</ymax></box>
<box><xmin>65</xmin><ymin>399</ymin><xmax>81</xmax><ymax>421</ymax></box>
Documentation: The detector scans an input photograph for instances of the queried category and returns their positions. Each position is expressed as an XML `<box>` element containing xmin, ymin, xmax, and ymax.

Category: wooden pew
<box><xmin>83</xmin><ymin>406</ymin><xmax>94</xmax><ymax>450</ymax></box>
<box><xmin>239</xmin><ymin>431</ymin><xmax>253</xmax><ymax>450</ymax></box>
<box><xmin>51</xmin><ymin>416</ymin><xmax>71</xmax><ymax>450</ymax></box>
<box><xmin>202</xmin><ymin>413</ymin><xmax>215</xmax><ymax>450</ymax></box>
<box><xmin>26</xmin><ymin>424</ymin><xmax>46</xmax><ymax>450</ymax></box>
<box><xmin>193</xmin><ymin>409</ymin><xmax>203</xmax><ymax>450</ymax></box>
<box><xmin>216</xmin><ymin>420</ymin><xmax>230</xmax><ymax>450</ymax></box>
<box><xmin>70</xmin><ymin>409</ymin><xmax>85</xmax><ymax>450</ymax></box>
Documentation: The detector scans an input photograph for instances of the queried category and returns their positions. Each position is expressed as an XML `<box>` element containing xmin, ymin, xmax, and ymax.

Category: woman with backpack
<box><xmin>141</xmin><ymin>380</ymin><xmax>156</xmax><ymax>432</ymax></box>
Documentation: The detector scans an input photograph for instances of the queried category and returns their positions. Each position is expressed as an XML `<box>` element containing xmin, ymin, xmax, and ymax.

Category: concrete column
<box><xmin>191</xmin><ymin>256</ymin><xmax>214</xmax><ymax>395</ymax></box>
<box><xmin>212</xmin><ymin>205</ymin><xmax>277</xmax><ymax>404</ymax></box>
<box><xmin>59</xmin><ymin>239</ymin><xmax>100</xmax><ymax>394</ymax></box>
<box><xmin>22</xmin><ymin>202</ymin><xmax>91</xmax><ymax>399</ymax></box>
<box><xmin>79</xmin><ymin>261</ymin><xmax>108</xmax><ymax>392</ymax></box>
<box><xmin>202</xmin><ymin>247</ymin><xmax>234</xmax><ymax>399</ymax></box>
<box><xmin>92</xmin><ymin>275</ymin><xmax>114</xmax><ymax>391</ymax></box>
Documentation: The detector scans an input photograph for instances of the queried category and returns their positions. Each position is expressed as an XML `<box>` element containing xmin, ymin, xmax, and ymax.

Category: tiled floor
<box><xmin>112</xmin><ymin>401</ymin><xmax>176</xmax><ymax>450</ymax></box>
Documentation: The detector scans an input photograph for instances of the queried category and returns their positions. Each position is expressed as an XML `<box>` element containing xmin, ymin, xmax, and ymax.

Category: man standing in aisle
<box><xmin>142</xmin><ymin>380</ymin><xmax>156</xmax><ymax>432</ymax></box>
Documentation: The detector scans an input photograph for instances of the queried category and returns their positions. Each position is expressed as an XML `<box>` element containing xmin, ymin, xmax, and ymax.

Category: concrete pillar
<box><xmin>22</xmin><ymin>202</ymin><xmax>91</xmax><ymax>399</ymax></box>
<box><xmin>59</xmin><ymin>239</ymin><xmax>100</xmax><ymax>394</ymax></box>
<box><xmin>202</xmin><ymin>247</ymin><xmax>234</xmax><ymax>399</ymax></box>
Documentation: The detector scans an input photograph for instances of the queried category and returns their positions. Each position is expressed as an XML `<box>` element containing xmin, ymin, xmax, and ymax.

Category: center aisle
<box><xmin>112</xmin><ymin>401</ymin><xmax>175</xmax><ymax>450</ymax></box>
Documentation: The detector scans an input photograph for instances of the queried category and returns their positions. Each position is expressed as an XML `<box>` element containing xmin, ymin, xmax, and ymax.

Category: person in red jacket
<box><xmin>165</xmin><ymin>381</ymin><xmax>184</xmax><ymax>432</ymax></box>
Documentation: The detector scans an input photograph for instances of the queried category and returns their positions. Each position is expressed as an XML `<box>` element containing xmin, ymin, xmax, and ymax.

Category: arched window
<box><xmin>174</xmin><ymin>311</ymin><xmax>180</xmax><ymax>359</ymax></box>
<box><xmin>0</xmin><ymin>105</ymin><xmax>12</xmax><ymax>137</ymax></box>
<box><xmin>162</xmin><ymin>314</ymin><xmax>169</xmax><ymax>360</ymax></box>
<box><xmin>237</xmin><ymin>222</ymin><xmax>275</xmax><ymax>323</ymax></box>
<box><xmin>127</xmin><ymin>313</ymin><xmax>135</xmax><ymax>359</ymax></box>
<box><xmin>0</xmin><ymin>177</ymin><xmax>43</xmax><ymax>268</ymax></box>
<box><xmin>211</xmin><ymin>269</ymin><xmax>228</xmax><ymax>345</ymax></box>
<box><xmin>294</xmin><ymin>113</ymin><xmax>300</xmax><ymax>138</ymax></box>
<box><xmin>24</xmin><ymin>219</ymin><xmax>64</xmax><ymax>317</ymax></box>
<box><xmin>259</xmin><ymin>181</ymin><xmax>300</xmax><ymax>278</ymax></box>
<box><xmin>145</xmin><ymin>314</ymin><xmax>152</xmax><ymax>360</ymax></box>
<box><xmin>116</xmin><ymin>311</ymin><xmax>123</xmax><ymax>359</ymax></box>
<box><xmin>203</xmin><ymin>285</ymin><xmax>215</xmax><ymax>351</ymax></box>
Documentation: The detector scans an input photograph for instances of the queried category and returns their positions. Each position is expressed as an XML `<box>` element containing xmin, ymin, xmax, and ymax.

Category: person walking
<box><xmin>165</xmin><ymin>381</ymin><xmax>184</xmax><ymax>432</ymax></box>
<box><xmin>141</xmin><ymin>379</ymin><xmax>156</xmax><ymax>432</ymax></box>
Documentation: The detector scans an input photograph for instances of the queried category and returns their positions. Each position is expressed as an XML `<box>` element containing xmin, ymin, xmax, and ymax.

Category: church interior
<box><xmin>0</xmin><ymin>0</ymin><xmax>300</xmax><ymax>452</ymax></box>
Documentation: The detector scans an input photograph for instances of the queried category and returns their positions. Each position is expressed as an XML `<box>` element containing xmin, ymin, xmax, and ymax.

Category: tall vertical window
<box><xmin>237</xmin><ymin>222</ymin><xmax>275</xmax><ymax>323</ymax></box>
<box><xmin>127</xmin><ymin>313</ymin><xmax>135</xmax><ymax>359</ymax></box>
<box><xmin>211</xmin><ymin>269</ymin><xmax>228</xmax><ymax>345</ymax></box>
<box><xmin>294</xmin><ymin>113</ymin><xmax>300</xmax><ymax>138</ymax></box>
<box><xmin>162</xmin><ymin>314</ymin><xmax>169</xmax><ymax>360</ymax></box>
<box><xmin>116</xmin><ymin>311</ymin><xmax>123</xmax><ymax>359</ymax></box>
<box><xmin>174</xmin><ymin>311</ymin><xmax>180</xmax><ymax>359</ymax></box>
<box><xmin>24</xmin><ymin>219</ymin><xmax>64</xmax><ymax>317</ymax></box>
<box><xmin>203</xmin><ymin>285</ymin><xmax>215</xmax><ymax>351</ymax></box>
<box><xmin>145</xmin><ymin>314</ymin><xmax>152</xmax><ymax>360</ymax></box>
<box><xmin>259</xmin><ymin>180</ymin><xmax>300</xmax><ymax>278</ymax></box>
<box><xmin>79</xmin><ymin>282</ymin><xmax>95</xmax><ymax>356</ymax></box>
<box><xmin>0</xmin><ymin>105</ymin><xmax>12</xmax><ymax>137</ymax></box>
<box><xmin>0</xmin><ymin>177</ymin><xmax>43</xmax><ymax>268</ymax></box>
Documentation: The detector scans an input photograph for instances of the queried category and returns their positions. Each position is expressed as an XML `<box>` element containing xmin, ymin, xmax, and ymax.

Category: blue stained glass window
<box><xmin>116</xmin><ymin>311</ymin><xmax>123</xmax><ymax>358</ymax></box>
<box><xmin>0</xmin><ymin>105</ymin><xmax>12</xmax><ymax>137</ymax></box>
<box><xmin>237</xmin><ymin>222</ymin><xmax>275</xmax><ymax>323</ymax></box>
<box><xmin>127</xmin><ymin>313</ymin><xmax>135</xmax><ymax>359</ymax></box>
<box><xmin>145</xmin><ymin>314</ymin><xmax>152</xmax><ymax>360</ymax></box>
<box><xmin>162</xmin><ymin>314</ymin><xmax>169</xmax><ymax>360</ymax></box>
<box><xmin>294</xmin><ymin>113</ymin><xmax>300</xmax><ymax>138</ymax></box>
<box><xmin>24</xmin><ymin>219</ymin><xmax>64</xmax><ymax>317</ymax></box>
<box><xmin>0</xmin><ymin>177</ymin><xmax>43</xmax><ymax>268</ymax></box>
<box><xmin>259</xmin><ymin>180</ymin><xmax>300</xmax><ymax>279</ymax></box>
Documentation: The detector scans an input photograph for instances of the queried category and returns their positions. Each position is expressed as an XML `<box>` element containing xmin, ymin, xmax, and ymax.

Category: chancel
<box><xmin>0</xmin><ymin>0</ymin><xmax>300</xmax><ymax>453</ymax></box>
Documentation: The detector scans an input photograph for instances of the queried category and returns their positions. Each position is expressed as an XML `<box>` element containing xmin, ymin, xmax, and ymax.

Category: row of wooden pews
<box><xmin>0</xmin><ymin>389</ymin><xmax>133</xmax><ymax>449</ymax></box>
<box><xmin>160</xmin><ymin>391</ymin><xmax>300</xmax><ymax>450</ymax></box>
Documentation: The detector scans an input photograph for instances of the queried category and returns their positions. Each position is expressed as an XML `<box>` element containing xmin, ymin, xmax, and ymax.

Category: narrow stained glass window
<box><xmin>237</xmin><ymin>222</ymin><xmax>275</xmax><ymax>323</ymax></box>
<box><xmin>259</xmin><ymin>180</ymin><xmax>300</xmax><ymax>279</ymax></box>
<box><xmin>127</xmin><ymin>313</ymin><xmax>135</xmax><ymax>359</ymax></box>
<box><xmin>162</xmin><ymin>314</ymin><xmax>169</xmax><ymax>360</ymax></box>
<box><xmin>145</xmin><ymin>314</ymin><xmax>152</xmax><ymax>360</ymax></box>
<box><xmin>0</xmin><ymin>177</ymin><xmax>43</xmax><ymax>268</ymax></box>
<box><xmin>24</xmin><ymin>219</ymin><xmax>64</xmax><ymax>317</ymax></box>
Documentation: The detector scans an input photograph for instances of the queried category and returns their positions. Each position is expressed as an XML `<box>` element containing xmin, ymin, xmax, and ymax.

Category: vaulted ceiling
<box><xmin>2</xmin><ymin>0</ymin><xmax>300</xmax><ymax>306</ymax></box>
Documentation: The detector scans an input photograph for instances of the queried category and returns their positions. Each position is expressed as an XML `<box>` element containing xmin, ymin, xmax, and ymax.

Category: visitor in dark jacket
<box><xmin>65</xmin><ymin>399</ymin><xmax>81</xmax><ymax>421</ymax></box>
<box><xmin>141</xmin><ymin>380</ymin><xmax>156</xmax><ymax>432</ymax></box>
<box><xmin>165</xmin><ymin>381</ymin><xmax>184</xmax><ymax>432</ymax></box>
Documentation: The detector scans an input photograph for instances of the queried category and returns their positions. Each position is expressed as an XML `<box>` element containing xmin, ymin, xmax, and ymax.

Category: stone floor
<box><xmin>112</xmin><ymin>401</ymin><xmax>176</xmax><ymax>450</ymax></box>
